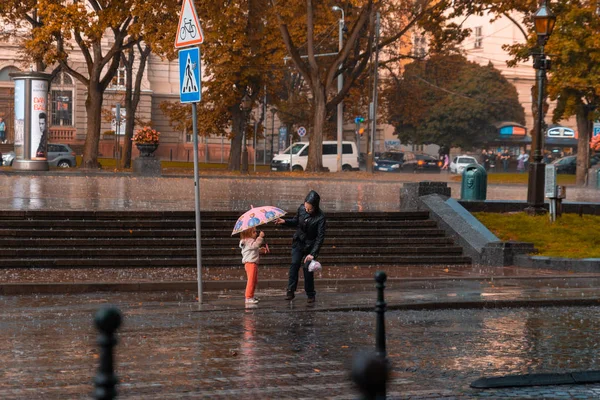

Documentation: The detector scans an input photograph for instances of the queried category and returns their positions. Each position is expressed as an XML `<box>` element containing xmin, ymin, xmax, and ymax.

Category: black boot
<box><xmin>285</xmin><ymin>291</ymin><xmax>295</xmax><ymax>301</ymax></box>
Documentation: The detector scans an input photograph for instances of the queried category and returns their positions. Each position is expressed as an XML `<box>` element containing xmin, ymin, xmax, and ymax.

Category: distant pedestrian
<box><xmin>517</xmin><ymin>150</ymin><xmax>526</xmax><ymax>173</ymax></box>
<box><xmin>275</xmin><ymin>190</ymin><xmax>326</xmax><ymax>305</ymax></box>
<box><xmin>0</xmin><ymin>117</ymin><xmax>6</xmax><ymax>144</ymax></box>
<box><xmin>481</xmin><ymin>149</ymin><xmax>490</xmax><ymax>171</ymax></box>
<box><xmin>489</xmin><ymin>152</ymin><xmax>497</xmax><ymax>172</ymax></box>
<box><xmin>501</xmin><ymin>150</ymin><xmax>510</xmax><ymax>172</ymax></box>
<box><xmin>442</xmin><ymin>154</ymin><xmax>449</xmax><ymax>171</ymax></box>
<box><xmin>239</xmin><ymin>227</ymin><xmax>268</xmax><ymax>305</ymax></box>
<box><xmin>523</xmin><ymin>152</ymin><xmax>530</xmax><ymax>171</ymax></box>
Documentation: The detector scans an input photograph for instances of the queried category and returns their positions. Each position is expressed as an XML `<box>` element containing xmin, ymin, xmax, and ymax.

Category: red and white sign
<box><xmin>174</xmin><ymin>0</ymin><xmax>204</xmax><ymax>48</ymax></box>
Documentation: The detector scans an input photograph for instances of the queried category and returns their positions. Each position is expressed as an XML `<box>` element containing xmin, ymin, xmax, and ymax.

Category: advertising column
<box><xmin>10</xmin><ymin>72</ymin><xmax>51</xmax><ymax>171</ymax></box>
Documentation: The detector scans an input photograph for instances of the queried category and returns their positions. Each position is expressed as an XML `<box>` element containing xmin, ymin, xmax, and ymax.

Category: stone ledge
<box><xmin>515</xmin><ymin>254</ymin><xmax>600</xmax><ymax>272</ymax></box>
<box><xmin>419</xmin><ymin>194</ymin><xmax>534</xmax><ymax>266</ymax></box>
<box><xmin>459</xmin><ymin>200</ymin><xmax>600</xmax><ymax>216</ymax></box>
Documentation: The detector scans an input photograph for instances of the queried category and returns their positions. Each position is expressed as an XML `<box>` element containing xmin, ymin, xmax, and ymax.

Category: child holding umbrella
<box><xmin>239</xmin><ymin>227</ymin><xmax>269</xmax><ymax>305</ymax></box>
<box><xmin>233</xmin><ymin>205</ymin><xmax>285</xmax><ymax>306</ymax></box>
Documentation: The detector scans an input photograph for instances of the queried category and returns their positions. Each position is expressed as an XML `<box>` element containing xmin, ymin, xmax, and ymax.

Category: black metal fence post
<box><xmin>351</xmin><ymin>271</ymin><xmax>389</xmax><ymax>400</ymax></box>
<box><xmin>93</xmin><ymin>307</ymin><xmax>122</xmax><ymax>400</ymax></box>
<box><xmin>375</xmin><ymin>271</ymin><xmax>387</xmax><ymax>358</ymax></box>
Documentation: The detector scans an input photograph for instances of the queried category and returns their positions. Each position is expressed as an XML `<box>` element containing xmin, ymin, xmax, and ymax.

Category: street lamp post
<box><xmin>332</xmin><ymin>6</ymin><xmax>345</xmax><ymax>172</ymax></box>
<box><xmin>526</xmin><ymin>0</ymin><xmax>556</xmax><ymax>215</ymax></box>
<box><xmin>240</xmin><ymin>92</ymin><xmax>252</xmax><ymax>174</ymax></box>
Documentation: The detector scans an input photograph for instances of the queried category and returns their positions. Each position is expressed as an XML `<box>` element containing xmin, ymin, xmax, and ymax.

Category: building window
<box><xmin>474</xmin><ymin>26</ymin><xmax>483</xmax><ymax>49</ymax></box>
<box><xmin>0</xmin><ymin>66</ymin><xmax>21</xmax><ymax>81</ymax></box>
<box><xmin>51</xmin><ymin>72</ymin><xmax>74</xmax><ymax>126</ymax></box>
<box><xmin>111</xmin><ymin>60</ymin><xmax>126</xmax><ymax>89</ymax></box>
<box><xmin>413</xmin><ymin>34</ymin><xmax>427</xmax><ymax>58</ymax></box>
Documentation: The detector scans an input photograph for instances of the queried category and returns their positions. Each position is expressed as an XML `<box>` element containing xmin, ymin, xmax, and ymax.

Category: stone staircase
<box><xmin>0</xmin><ymin>210</ymin><xmax>471</xmax><ymax>268</ymax></box>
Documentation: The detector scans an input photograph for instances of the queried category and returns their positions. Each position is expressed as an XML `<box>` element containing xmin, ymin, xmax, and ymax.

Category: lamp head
<box><xmin>332</xmin><ymin>5</ymin><xmax>342</xmax><ymax>12</ymax></box>
<box><xmin>534</xmin><ymin>0</ymin><xmax>556</xmax><ymax>46</ymax></box>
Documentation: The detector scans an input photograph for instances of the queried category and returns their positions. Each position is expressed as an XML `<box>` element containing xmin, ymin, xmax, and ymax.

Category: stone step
<box><xmin>0</xmin><ymin>237</ymin><xmax>455</xmax><ymax>247</ymax></box>
<box><xmin>0</xmin><ymin>210</ymin><xmax>430</xmax><ymax>221</ymax></box>
<box><xmin>0</xmin><ymin>228</ymin><xmax>448</xmax><ymax>238</ymax></box>
<box><xmin>0</xmin><ymin>246</ymin><xmax>464</xmax><ymax>258</ymax></box>
<box><xmin>0</xmin><ymin>254</ymin><xmax>472</xmax><ymax>268</ymax></box>
<box><xmin>0</xmin><ymin>219</ymin><xmax>438</xmax><ymax>229</ymax></box>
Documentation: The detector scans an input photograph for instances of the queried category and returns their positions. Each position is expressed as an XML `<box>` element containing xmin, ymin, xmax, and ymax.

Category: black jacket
<box><xmin>284</xmin><ymin>205</ymin><xmax>327</xmax><ymax>258</ymax></box>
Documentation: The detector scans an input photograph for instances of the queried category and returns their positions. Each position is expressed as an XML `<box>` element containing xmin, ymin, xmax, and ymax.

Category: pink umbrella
<box><xmin>232</xmin><ymin>205</ymin><xmax>286</xmax><ymax>236</ymax></box>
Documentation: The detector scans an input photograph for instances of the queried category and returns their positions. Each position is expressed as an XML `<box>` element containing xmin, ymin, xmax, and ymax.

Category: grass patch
<box><xmin>451</xmin><ymin>173</ymin><xmax>576</xmax><ymax>185</ymax></box>
<box><xmin>473</xmin><ymin>212</ymin><xmax>600</xmax><ymax>259</ymax></box>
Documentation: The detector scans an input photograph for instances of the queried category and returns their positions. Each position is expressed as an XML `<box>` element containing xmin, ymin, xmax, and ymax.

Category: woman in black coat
<box><xmin>275</xmin><ymin>190</ymin><xmax>326</xmax><ymax>304</ymax></box>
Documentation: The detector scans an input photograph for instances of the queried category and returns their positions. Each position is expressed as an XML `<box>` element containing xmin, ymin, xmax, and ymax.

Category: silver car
<box><xmin>0</xmin><ymin>143</ymin><xmax>76</xmax><ymax>168</ymax></box>
<box><xmin>47</xmin><ymin>143</ymin><xmax>77</xmax><ymax>168</ymax></box>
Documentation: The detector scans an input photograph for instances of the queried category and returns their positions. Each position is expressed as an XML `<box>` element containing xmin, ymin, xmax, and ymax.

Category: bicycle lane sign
<box><xmin>175</xmin><ymin>0</ymin><xmax>204</xmax><ymax>48</ymax></box>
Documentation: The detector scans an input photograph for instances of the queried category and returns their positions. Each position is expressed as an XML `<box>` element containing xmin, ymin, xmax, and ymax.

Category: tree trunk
<box><xmin>575</xmin><ymin>105</ymin><xmax>591</xmax><ymax>186</ymax></box>
<box><xmin>123</xmin><ymin>49</ymin><xmax>135</xmax><ymax>169</ymax></box>
<box><xmin>305</xmin><ymin>85</ymin><xmax>326</xmax><ymax>172</ymax></box>
<box><xmin>81</xmin><ymin>82</ymin><xmax>103</xmax><ymax>169</ymax></box>
<box><xmin>228</xmin><ymin>106</ymin><xmax>243</xmax><ymax>171</ymax></box>
<box><xmin>123</xmin><ymin>45</ymin><xmax>151</xmax><ymax>168</ymax></box>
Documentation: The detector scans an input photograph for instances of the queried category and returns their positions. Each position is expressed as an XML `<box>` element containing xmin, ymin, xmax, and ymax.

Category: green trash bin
<box><xmin>461</xmin><ymin>164</ymin><xmax>487</xmax><ymax>200</ymax></box>
<box><xmin>596</xmin><ymin>168</ymin><xmax>600</xmax><ymax>189</ymax></box>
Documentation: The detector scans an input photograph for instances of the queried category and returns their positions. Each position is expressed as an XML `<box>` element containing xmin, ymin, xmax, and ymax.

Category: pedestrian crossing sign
<box><xmin>179</xmin><ymin>47</ymin><xmax>201</xmax><ymax>104</ymax></box>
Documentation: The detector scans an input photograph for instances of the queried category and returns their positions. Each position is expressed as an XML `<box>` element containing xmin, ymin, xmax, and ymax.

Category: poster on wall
<box><xmin>14</xmin><ymin>80</ymin><xmax>25</xmax><ymax>157</ymax></box>
<box><xmin>31</xmin><ymin>79</ymin><xmax>48</xmax><ymax>160</ymax></box>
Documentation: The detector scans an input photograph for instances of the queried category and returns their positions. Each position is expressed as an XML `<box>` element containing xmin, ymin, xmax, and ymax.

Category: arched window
<box><xmin>0</xmin><ymin>66</ymin><xmax>21</xmax><ymax>81</ymax></box>
<box><xmin>51</xmin><ymin>72</ymin><xmax>75</xmax><ymax>126</ymax></box>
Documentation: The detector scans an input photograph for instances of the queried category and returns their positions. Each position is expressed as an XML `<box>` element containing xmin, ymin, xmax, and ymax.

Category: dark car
<box><xmin>402</xmin><ymin>153</ymin><xmax>442</xmax><ymax>173</ymax></box>
<box><xmin>373</xmin><ymin>151</ymin><xmax>413</xmax><ymax>172</ymax></box>
<box><xmin>552</xmin><ymin>154</ymin><xmax>600</xmax><ymax>174</ymax></box>
<box><xmin>551</xmin><ymin>155</ymin><xmax>577</xmax><ymax>174</ymax></box>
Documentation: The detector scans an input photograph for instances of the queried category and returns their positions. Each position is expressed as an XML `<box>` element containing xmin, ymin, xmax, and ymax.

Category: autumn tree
<box><xmin>1</xmin><ymin>0</ymin><xmax>178</xmax><ymax>169</ymax></box>
<box><xmin>385</xmin><ymin>54</ymin><xmax>525</xmax><ymax>149</ymax></box>
<box><xmin>269</xmin><ymin>0</ymin><xmax>484</xmax><ymax>171</ymax></box>
<box><xmin>499</xmin><ymin>0</ymin><xmax>600</xmax><ymax>185</ymax></box>
<box><xmin>191</xmin><ymin>0</ymin><xmax>287</xmax><ymax>171</ymax></box>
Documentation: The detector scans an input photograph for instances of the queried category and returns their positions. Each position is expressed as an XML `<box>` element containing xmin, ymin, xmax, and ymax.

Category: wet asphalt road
<box><xmin>2</xmin><ymin>292</ymin><xmax>600</xmax><ymax>399</ymax></box>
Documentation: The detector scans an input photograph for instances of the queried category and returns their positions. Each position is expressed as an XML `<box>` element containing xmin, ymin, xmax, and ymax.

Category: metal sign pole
<box><xmin>192</xmin><ymin>102</ymin><xmax>203</xmax><ymax>303</ymax></box>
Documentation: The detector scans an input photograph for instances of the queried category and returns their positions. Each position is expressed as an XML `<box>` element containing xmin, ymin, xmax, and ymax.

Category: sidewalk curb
<box><xmin>2</xmin><ymin>274</ymin><xmax>600</xmax><ymax>295</ymax></box>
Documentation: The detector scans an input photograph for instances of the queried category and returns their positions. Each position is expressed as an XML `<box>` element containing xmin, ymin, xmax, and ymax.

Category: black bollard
<box><xmin>375</xmin><ymin>271</ymin><xmax>387</xmax><ymax>358</ymax></box>
<box><xmin>93</xmin><ymin>307</ymin><xmax>122</xmax><ymax>400</ymax></box>
<box><xmin>351</xmin><ymin>351</ymin><xmax>389</xmax><ymax>400</ymax></box>
<box><xmin>351</xmin><ymin>271</ymin><xmax>389</xmax><ymax>400</ymax></box>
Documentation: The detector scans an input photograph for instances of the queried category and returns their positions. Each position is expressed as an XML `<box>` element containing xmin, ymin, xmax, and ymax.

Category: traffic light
<box><xmin>355</xmin><ymin>116</ymin><xmax>365</xmax><ymax>136</ymax></box>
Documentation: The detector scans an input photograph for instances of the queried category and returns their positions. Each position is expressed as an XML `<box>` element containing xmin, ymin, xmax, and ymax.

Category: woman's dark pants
<box><xmin>287</xmin><ymin>243</ymin><xmax>315</xmax><ymax>298</ymax></box>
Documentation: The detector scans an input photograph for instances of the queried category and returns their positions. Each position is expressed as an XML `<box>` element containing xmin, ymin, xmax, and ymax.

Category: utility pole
<box><xmin>367</xmin><ymin>12</ymin><xmax>380</xmax><ymax>174</ymax></box>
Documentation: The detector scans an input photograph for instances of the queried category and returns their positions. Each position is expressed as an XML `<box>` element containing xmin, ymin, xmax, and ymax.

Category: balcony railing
<box><xmin>49</xmin><ymin>127</ymin><xmax>76</xmax><ymax>142</ymax></box>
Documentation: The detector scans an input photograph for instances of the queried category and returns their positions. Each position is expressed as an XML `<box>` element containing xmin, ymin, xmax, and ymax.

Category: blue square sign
<box><xmin>179</xmin><ymin>47</ymin><xmax>201</xmax><ymax>103</ymax></box>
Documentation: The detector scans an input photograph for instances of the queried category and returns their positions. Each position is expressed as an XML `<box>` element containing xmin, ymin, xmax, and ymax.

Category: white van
<box><xmin>270</xmin><ymin>141</ymin><xmax>359</xmax><ymax>172</ymax></box>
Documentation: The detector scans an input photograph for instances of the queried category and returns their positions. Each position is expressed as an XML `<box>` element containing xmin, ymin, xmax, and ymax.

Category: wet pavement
<box><xmin>3</xmin><ymin>290</ymin><xmax>600</xmax><ymax>399</ymax></box>
<box><xmin>1</xmin><ymin>174</ymin><xmax>599</xmax><ymax>211</ymax></box>
<box><xmin>3</xmin><ymin>172</ymin><xmax>600</xmax><ymax>398</ymax></box>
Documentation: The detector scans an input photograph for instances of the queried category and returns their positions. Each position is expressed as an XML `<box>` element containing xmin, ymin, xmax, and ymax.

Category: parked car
<box><xmin>2</xmin><ymin>151</ymin><xmax>15</xmax><ymax>167</ymax></box>
<box><xmin>449</xmin><ymin>155</ymin><xmax>478</xmax><ymax>174</ymax></box>
<box><xmin>47</xmin><ymin>143</ymin><xmax>77</xmax><ymax>168</ymax></box>
<box><xmin>270</xmin><ymin>141</ymin><xmax>359</xmax><ymax>172</ymax></box>
<box><xmin>551</xmin><ymin>154</ymin><xmax>600</xmax><ymax>174</ymax></box>
<box><xmin>1</xmin><ymin>144</ymin><xmax>76</xmax><ymax>168</ymax></box>
<box><xmin>373</xmin><ymin>151</ymin><xmax>413</xmax><ymax>172</ymax></box>
<box><xmin>551</xmin><ymin>155</ymin><xmax>576</xmax><ymax>174</ymax></box>
<box><xmin>402</xmin><ymin>153</ymin><xmax>442</xmax><ymax>173</ymax></box>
